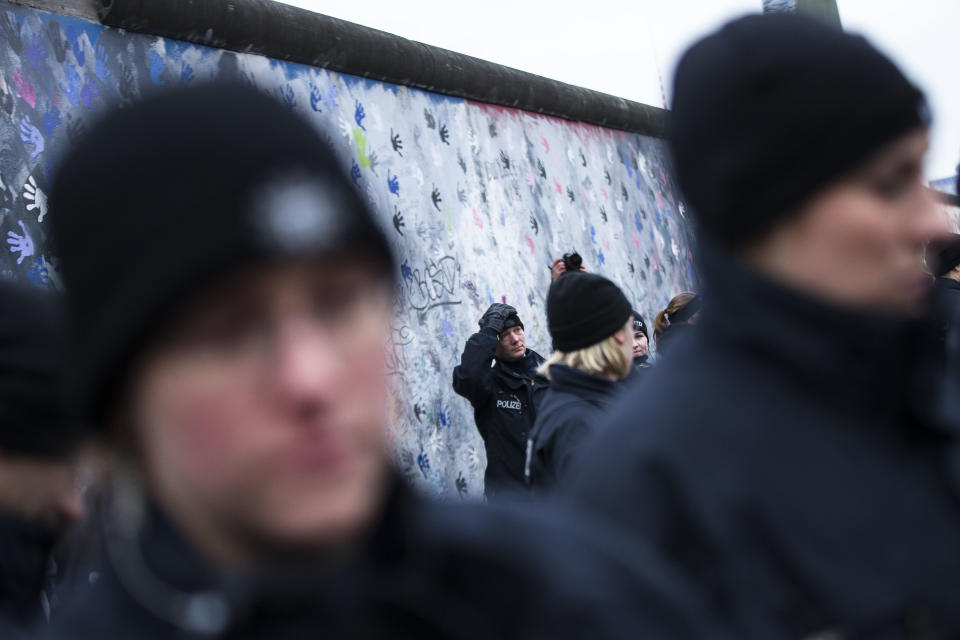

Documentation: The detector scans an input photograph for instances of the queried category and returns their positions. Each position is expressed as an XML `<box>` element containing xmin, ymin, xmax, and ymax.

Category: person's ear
<box><xmin>612</xmin><ymin>327</ymin><xmax>627</xmax><ymax>345</ymax></box>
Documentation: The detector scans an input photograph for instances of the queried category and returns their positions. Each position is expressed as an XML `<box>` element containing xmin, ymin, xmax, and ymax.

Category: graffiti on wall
<box><xmin>0</xmin><ymin>1</ymin><xmax>698</xmax><ymax>498</ymax></box>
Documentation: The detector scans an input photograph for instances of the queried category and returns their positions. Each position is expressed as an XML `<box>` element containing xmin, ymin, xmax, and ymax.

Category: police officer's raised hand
<box><xmin>479</xmin><ymin>303</ymin><xmax>517</xmax><ymax>332</ymax></box>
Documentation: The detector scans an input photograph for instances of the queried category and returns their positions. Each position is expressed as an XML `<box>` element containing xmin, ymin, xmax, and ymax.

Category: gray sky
<box><xmin>277</xmin><ymin>0</ymin><xmax>959</xmax><ymax>181</ymax></box>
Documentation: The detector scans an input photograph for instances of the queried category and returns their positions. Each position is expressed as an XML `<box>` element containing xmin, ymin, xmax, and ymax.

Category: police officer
<box><xmin>631</xmin><ymin>312</ymin><xmax>651</xmax><ymax>368</ymax></box>
<box><xmin>571</xmin><ymin>14</ymin><xmax>960</xmax><ymax>638</ymax></box>
<box><xmin>41</xmin><ymin>84</ymin><xmax>717</xmax><ymax>639</ymax></box>
<box><xmin>453</xmin><ymin>304</ymin><xmax>548</xmax><ymax>498</ymax></box>
<box><xmin>0</xmin><ymin>281</ymin><xmax>86</xmax><ymax>637</ymax></box>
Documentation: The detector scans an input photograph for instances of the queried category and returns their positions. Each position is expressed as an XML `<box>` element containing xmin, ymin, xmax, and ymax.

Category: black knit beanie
<box><xmin>502</xmin><ymin>313</ymin><xmax>524</xmax><ymax>331</ymax></box>
<box><xmin>49</xmin><ymin>83</ymin><xmax>395</xmax><ymax>425</ymax></box>
<box><xmin>0</xmin><ymin>280</ymin><xmax>84</xmax><ymax>457</ymax></box>
<box><xmin>547</xmin><ymin>273</ymin><xmax>632</xmax><ymax>352</ymax></box>
<box><xmin>631</xmin><ymin>311</ymin><xmax>648</xmax><ymax>339</ymax></box>
<box><xmin>670</xmin><ymin>13</ymin><xmax>930</xmax><ymax>249</ymax></box>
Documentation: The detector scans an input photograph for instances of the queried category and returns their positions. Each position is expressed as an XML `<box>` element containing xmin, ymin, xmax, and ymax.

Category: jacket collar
<box><xmin>547</xmin><ymin>364</ymin><xmax>620</xmax><ymax>408</ymax></box>
<box><xmin>497</xmin><ymin>350</ymin><xmax>547</xmax><ymax>385</ymax></box>
<box><xmin>935</xmin><ymin>277</ymin><xmax>960</xmax><ymax>293</ymax></box>
<box><xmin>696</xmin><ymin>244</ymin><xmax>935</xmax><ymax>423</ymax></box>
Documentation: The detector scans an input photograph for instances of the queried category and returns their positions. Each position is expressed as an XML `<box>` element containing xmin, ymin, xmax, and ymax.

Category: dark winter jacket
<box><xmin>932</xmin><ymin>277</ymin><xmax>960</xmax><ymax>342</ymax></box>
<box><xmin>40</xmin><ymin>481</ymin><xmax>725</xmax><ymax>639</ymax></box>
<box><xmin>571</xmin><ymin>247</ymin><xmax>960</xmax><ymax>639</ymax></box>
<box><xmin>0</xmin><ymin>512</ymin><xmax>60</xmax><ymax>639</ymax></box>
<box><xmin>453</xmin><ymin>328</ymin><xmax>548</xmax><ymax>497</ymax></box>
<box><xmin>526</xmin><ymin>365</ymin><xmax>622</xmax><ymax>490</ymax></box>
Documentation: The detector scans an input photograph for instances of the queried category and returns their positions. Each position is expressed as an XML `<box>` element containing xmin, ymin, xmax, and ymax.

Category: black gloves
<box><xmin>479</xmin><ymin>303</ymin><xmax>517</xmax><ymax>333</ymax></box>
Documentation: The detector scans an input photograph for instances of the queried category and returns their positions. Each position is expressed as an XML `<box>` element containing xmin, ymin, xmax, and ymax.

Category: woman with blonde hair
<box><xmin>653</xmin><ymin>292</ymin><xmax>700</xmax><ymax>350</ymax></box>
<box><xmin>525</xmin><ymin>272</ymin><xmax>634</xmax><ymax>489</ymax></box>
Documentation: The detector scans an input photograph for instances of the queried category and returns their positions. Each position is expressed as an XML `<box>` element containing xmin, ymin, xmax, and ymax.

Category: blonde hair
<box><xmin>654</xmin><ymin>292</ymin><xmax>697</xmax><ymax>346</ymax></box>
<box><xmin>538</xmin><ymin>332</ymin><xmax>632</xmax><ymax>381</ymax></box>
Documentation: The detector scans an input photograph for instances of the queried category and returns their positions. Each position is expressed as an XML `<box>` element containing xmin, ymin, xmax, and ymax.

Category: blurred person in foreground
<box><xmin>40</xmin><ymin>83</ymin><xmax>719</xmax><ymax>639</ymax></box>
<box><xmin>453</xmin><ymin>303</ymin><xmax>548</xmax><ymax>498</ymax></box>
<box><xmin>525</xmin><ymin>273</ymin><xmax>634</xmax><ymax>490</ymax></box>
<box><xmin>570</xmin><ymin>13</ymin><xmax>960</xmax><ymax>639</ymax></box>
<box><xmin>0</xmin><ymin>281</ymin><xmax>86</xmax><ymax>637</ymax></box>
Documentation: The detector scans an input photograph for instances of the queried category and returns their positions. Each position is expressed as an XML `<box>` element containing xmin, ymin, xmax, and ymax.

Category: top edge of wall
<box><xmin>9</xmin><ymin>0</ymin><xmax>669</xmax><ymax>138</ymax></box>
<box><xmin>7</xmin><ymin>0</ymin><xmax>98</xmax><ymax>20</ymax></box>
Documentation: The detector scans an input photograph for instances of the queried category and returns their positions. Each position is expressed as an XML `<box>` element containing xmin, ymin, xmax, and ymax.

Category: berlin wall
<box><xmin>0</xmin><ymin>0</ymin><xmax>698</xmax><ymax>498</ymax></box>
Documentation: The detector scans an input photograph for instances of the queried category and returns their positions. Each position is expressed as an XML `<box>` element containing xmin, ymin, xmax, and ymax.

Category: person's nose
<box><xmin>58</xmin><ymin>486</ymin><xmax>85</xmax><ymax>524</ymax></box>
<box><xmin>271</xmin><ymin>318</ymin><xmax>339</xmax><ymax>418</ymax></box>
<box><xmin>914</xmin><ymin>187</ymin><xmax>952</xmax><ymax>246</ymax></box>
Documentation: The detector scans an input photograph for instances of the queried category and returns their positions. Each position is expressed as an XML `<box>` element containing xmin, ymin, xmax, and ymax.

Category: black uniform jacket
<box><xmin>527</xmin><ymin>364</ymin><xmax>622</xmax><ymax>490</ymax></box>
<box><xmin>453</xmin><ymin>328</ymin><xmax>548</xmax><ymax>497</ymax></box>
<box><xmin>39</xmin><ymin>480</ymin><xmax>726</xmax><ymax>639</ymax></box>
<box><xmin>571</xmin><ymin>247</ymin><xmax>960</xmax><ymax>639</ymax></box>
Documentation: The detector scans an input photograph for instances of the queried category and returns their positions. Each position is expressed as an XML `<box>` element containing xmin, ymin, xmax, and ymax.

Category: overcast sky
<box><xmin>276</xmin><ymin>0</ymin><xmax>959</xmax><ymax>181</ymax></box>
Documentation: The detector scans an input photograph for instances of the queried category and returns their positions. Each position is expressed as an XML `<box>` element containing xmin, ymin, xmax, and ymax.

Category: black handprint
<box><xmin>66</xmin><ymin>116</ymin><xmax>87</xmax><ymax>144</ymax></box>
<box><xmin>1</xmin><ymin>13</ymin><xmax>22</xmax><ymax>53</ymax></box>
<box><xmin>117</xmin><ymin>63</ymin><xmax>136</xmax><ymax>101</ymax></box>
<box><xmin>0</xmin><ymin>83</ymin><xmax>13</xmax><ymax>117</ymax></box>
<box><xmin>628</xmin><ymin>261</ymin><xmax>635</xmax><ymax>274</ymax></box>
<box><xmin>439</xmin><ymin>123</ymin><xmax>450</xmax><ymax>145</ymax></box>
<box><xmin>529</xmin><ymin>214</ymin><xmax>539</xmax><ymax>235</ymax></box>
<box><xmin>457</xmin><ymin>155</ymin><xmax>467</xmax><ymax>174</ymax></box>
<box><xmin>488</xmin><ymin>122</ymin><xmax>497</xmax><ymax>138</ymax></box>
<box><xmin>457</xmin><ymin>187</ymin><xmax>467</xmax><ymax>205</ymax></box>
<box><xmin>46</xmin><ymin>20</ymin><xmax>68</xmax><ymax>62</ymax></box>
<box><xmin>537</xmin><ymin>159</ymin><xmax>546</xmax><ymax>179</ymax></box>
<box><xmin>456</xmin><ymin>473</ymin><xmax>468</xmax><ymax>497</ymax></box>
<box><xmin>644</xmin><ymin>256</ymin><xmax>651</xmax><ymax>268</ymax></box>
<box><xmin>414</xmin><ymin>403</ymin><xmax>423</xmax><ymax>423</ymax></box>
<box><xmin>604</xmin><ymin>169</ymin><xmax>612</xmax><ymax>185</ymax></box>
<box><xmin>480</xmin><ymin>189</ymin><xmax>487</xmax><ymax>204</ymax></box>
<box><xmin>424</xmin><ymin>108</ymin><xmax>436</xmax><ymax>130</ymax></box>
<box><xmin>499</xmin><ymin>150</ymin><xmax>510</xmax><ymax>171</ymax></box>
<box><xmin>621</xmin><ymin>184</ymin><xmax>629</xmax><ymax>201</ymax></box>
<box><xmin>390</xmin><ymin>128</ymin><xmax>403</xmax><ymax>156</ymax></box>
<box><xmin>392</xmin><ymin>207</ymin><xmax>405</xmax><ymax>236</ymax></box>
<box><xmin>566</xmin><ymin>187</ymin><xmax>575</xmax><ymax>203</ymax></box>
<box><xmin>579</xmin><ymin>150</ymin><xmax>587</xmax><ymax>167</ymax></box>
<box><xmin>431</xmin><ymin>186</ymin><xmax>442</xmax><ymax>211</ymax></box>
<box><xmin>599</xmin><ymin>206</ymin><xmax>608</xmax><ymax>223</ymax></box>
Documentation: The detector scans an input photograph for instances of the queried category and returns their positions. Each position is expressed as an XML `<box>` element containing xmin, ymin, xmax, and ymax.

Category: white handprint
<box><xmin>7</xmin><ymin>220</ymin><xmax>34</xmax><ymax>264</ymax></box>
<box><xmin>337</xmin><ymin>113</ymin><xmax>353</xmax><ymax>143</ymax></box>
<box><xmin>22</xmin><ymin>176</ymin><xmax>47</xmax><ymax>222</ymax></box>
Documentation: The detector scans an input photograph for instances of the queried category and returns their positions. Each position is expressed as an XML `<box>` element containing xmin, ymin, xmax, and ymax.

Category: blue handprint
<box><xmin>350</xmin><ymin>161</ymin><xmax>362</xmax><ymax>186</ymax></box>
<box><xmin>26</xmin><ymin>33</ymin><xmax>48</xmax><ymax>69</ymax></box>
<box><xmin>60</xmin><ymin>64</ymin><xmax>81</xmax><ymax>106</ymax></box>
<box><xmin>19</xmin><ymin>116</ymin><xmax>44</xmax><ymax>163</ymax></box>
<box><xmin>387</xmin><ymin>172</ymin><xmax>399</xmax><ymax>196</ymax></box>
<box><xmin>180</xmin><ymin>62</ymin><xmax>194</xmax><ymax>85</ymax></box>
<box><xmin>26</xmin><ymin>257</ymin><xmax>51</xmax><ymax>287</ymax></box>
<box><xmin>7</xmin><ymin>220</ymin><xmax>34</xmax><ymax>265</ymax></box>
<box><xmin>438</xmin><ymin>406</ymin><xmax>450</xmax><ymax>428</ymax></box>
<box><xmin>149</xmin><ymin>51</ymin><xmax>166</xmax><ymax>86</ymax></box>
<box><xmin>94</xmin><ymin>44</ymin><xmax>111</xmax><ymax>82</ymax></box>
<box><xmin>353</xmin><ymin>100</ymin><xmax>366</xmax><ymax>131</ymax></box>
<box><xmin>41</xmin><ymin>102</ymin><xmax>62</xmax><ymax>137</ymax></box>
<box><xmin>598</xmin><ymin>249</ymin><xmax>606</xmax><ymax>265</ymax></box>
<box><xmin>80</xmin><ymin>75</ymin><xmax>99</xmax><ymax>109</ymax></box>
<box><xmin>416</xmin><ymin>451</ymin><xmax>430</xmax><ymax>479</ymax></box>
<box><xmin>309</xmin><ymin>84</ymin><xmax>322</xmax><ymax>112</ymax></box>
<box><xmin>400</xmin><ymin>260</ymin><xmax>413</xmax><ymax>283</ymax></box>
